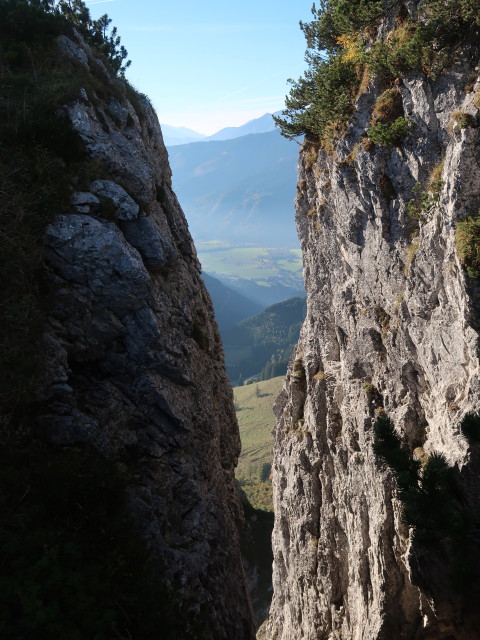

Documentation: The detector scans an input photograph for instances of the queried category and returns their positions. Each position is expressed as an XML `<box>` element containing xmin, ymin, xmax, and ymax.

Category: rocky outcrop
<box><xmin>265</xmin><ymin>22</ymin><xmax>480</xmax><ymax>640</ymax></box>
<box><xmin>38</xmin><ymin>30</ymin><xmax>254</xmax><ymax>639</ymax></box>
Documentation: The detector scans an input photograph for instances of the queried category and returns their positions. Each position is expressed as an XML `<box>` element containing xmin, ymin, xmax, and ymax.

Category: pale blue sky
<box><xmin>85</xmin><ymin>0</ymin><xmax>313</xmax><ymax>134</ymax></box>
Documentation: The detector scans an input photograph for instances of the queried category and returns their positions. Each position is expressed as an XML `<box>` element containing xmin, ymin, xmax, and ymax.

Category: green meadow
<box><xmin>234</xmin><ymin>376</ymin><xmax>284</xmax><ymax>511</ymax></box>
<box><xmin>197</xmin><ymin>242</ymin><xmax>302</xmax><ymax>281</ymax></box>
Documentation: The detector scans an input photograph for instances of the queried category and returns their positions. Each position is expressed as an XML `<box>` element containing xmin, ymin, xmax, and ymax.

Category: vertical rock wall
<box><xmin>266</xmin><ymin>32</ymin><xmax>480</xmax><ymax>640</ymax></box>
<box><xmin>38</xmin><ymin>31</ymin><xmax>254</xmax><ymax>639</ymax></box>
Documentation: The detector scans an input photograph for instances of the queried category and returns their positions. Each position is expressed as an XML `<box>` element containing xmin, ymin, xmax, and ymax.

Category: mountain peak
<box><xmin>204</xmin><ymin>111</ymin><xmax>281</xmax><ymax>142</ymax></box>
<box><xmin>160</xmin><ymin>123</ymin><xmax>206</xmax><ymax>146</ymax></box>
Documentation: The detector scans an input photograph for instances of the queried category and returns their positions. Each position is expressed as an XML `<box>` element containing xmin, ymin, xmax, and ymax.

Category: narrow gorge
<box><xmin>1</xmin><ymin>1</ymin><xmax>480</xmax><ymax>639</ymax></box>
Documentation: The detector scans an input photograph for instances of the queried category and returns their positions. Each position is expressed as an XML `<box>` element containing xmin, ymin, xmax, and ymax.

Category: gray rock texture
<box><xmin>265</xmin><ymin>26</ymin><xmax>480</xmax><ymax>640</ymax></box>
<box><xmin>120</xmin><ymin>215</ymin><xmax>178</xmax><ymax>271</ymax></box>
<box><xmin>89</xmin><ymin>178</ymin><xmax>140</xmax><ymax>220</ymax></box>
<box><xmin>57</xmin><ymin>32</ymin><xmax>91</xmax><ymax>70</ymax></box>
<box><xmin>37</xmin><ymin>30</ymin><xmax>255</xmax><ymax>639</ymax></box>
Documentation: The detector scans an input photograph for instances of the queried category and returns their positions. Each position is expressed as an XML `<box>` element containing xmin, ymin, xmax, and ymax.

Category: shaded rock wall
<box><xmin>39</xmin><ymin>31</ymin><xmax>254</xmax><ymax>640</ymax></box>
<box><xmin>266</xmin><ymin>26</ymin><xmax>480</xmax><ymax>640</ymax></box>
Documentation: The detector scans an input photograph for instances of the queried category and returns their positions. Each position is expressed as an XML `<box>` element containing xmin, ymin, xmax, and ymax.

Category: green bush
<box><xmin>364</xmin><ymin>1</ymin><xmax>480</xmax><ymax>79</ymax></box>
<box><xmin>407</xmin><ymin>182</ymin><xmax>435</xmax><ymax>221</ymax></box>
<box><xmin>276</xmin><ymin>0</ymin><xmax>479</xmax><ymax>142</ymax></box>
<box><xmin>460</xmin><ymin>412</ymin><xmax>480</xmax><ymax>443</ymax></box>
<box><xmin>373</xmin><ymin>416</ymin><xmax>470</xmax><ymax>546</ymax></box>
<box><xmin>298</xmin><ymin>0</ymin><xmax>382</xmax><ymax>53</ymax></box>
<box><xmin>274</xmin><ymin>0</ymin><xmax>382</xmax><ymax>141</ymax></box>
<box><xmin>374</xmin><ymin>415</ymin><xmax>478</xmax><ymax>594</ymax></box>
<box><xmin>370</xmin><ymin>88</ymin><xmax>403</xmax><ymax>125</ymax></box>
<box><xmin>260</xmin><ymin>462</ymin><xmax>272</xmax><ymax>482</ymax></box>
<box><xmin>362</xmin><ymin>21</ymin><xmax>429</xmax><ymax>81</ymax></box>
<box><xmin>406</xmin><ymin>161</ymin><xmax>444</xmax><ymax>222</ymax></box>
<box><xmin>403</xmin><ymin>453</ymin><xmax>456</xmax><ymax>542</ymax></box>
<box><xmin>451</xmin><ymin>110</ymin><xmax>477</xmax><ymax>130</ymax></box>
<box><xmin>455</xmin><ymin>214</ymin><xmax>480</xmax><ymax>278</ymax></box>
<box><xmin>366</xmin><ymin>116</ymin><xmax>413</xmax><ymax>146</ymax></box>
<box><xmin>0</xmin><ymin>0</ymin><xmax>131</xmax><ymax>77</ymax></box>
<box><xmin>373</xmin><ymin>416</ymin><xmax>419</xmax><ymax>493</ymax></box>
<box><xmin>274</xmin><ymin>52</ymin><xmax>359</xmax><ymax>141</ymax></box>
<box><xmin>423</xmin><ymin>0</ymin><xmax>480</xmax><ymax>30</ymax></box>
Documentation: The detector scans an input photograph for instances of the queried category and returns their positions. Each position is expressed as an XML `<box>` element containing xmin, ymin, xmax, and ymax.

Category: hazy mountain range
<box><xmin>160</xmin><ymin>124</ymin><xmax>206</xmax><ymax>146</ymax></box>
<box><xmin>164</xmin><ymin>112</ymin><xmax>303</xmax><ymax>305</ymax></box>
<box><xmin>161</xmin><ymin>112</ymin><xmax>282</xmax><ymax>146</ymax></box>
<box><xmin>210</xmin><ymin>273</ymin><xmax>304</xmax><ymax>309</ymax></box>
<box><xmin>167</xmin><ymin>129</ymin><xmax>299</xmax><ymax>245</ymax></box>
<box><xmin>166</xmin><ymin>114</ymin><xmax>307</xmax><ymax>384</ymax></box>
<box><xmin>202</xmin><ymin>273</ymin><xmax>262</xmax><ymax>332</ymax></box>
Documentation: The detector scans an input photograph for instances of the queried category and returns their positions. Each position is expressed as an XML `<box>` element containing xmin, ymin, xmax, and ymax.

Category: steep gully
<box><xmin>31</xmin><ymin>14</ymin><xmax>480</xmax><ymax>640</ymax></box>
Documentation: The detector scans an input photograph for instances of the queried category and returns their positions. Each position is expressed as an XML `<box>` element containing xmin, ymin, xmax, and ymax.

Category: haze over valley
<box><xmin>163</xmin><ymin>112</ymin><xmax>306</xmax><ymax>384</ymax></box>
<box><xmin>167</xmin><ymin>115</ymin><xmax>299</xmax><ymax>247</ymax></box>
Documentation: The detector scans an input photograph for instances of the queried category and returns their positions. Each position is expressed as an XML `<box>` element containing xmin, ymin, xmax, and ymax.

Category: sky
<box><xmin>85</xmin><ymin>0</ymin><xmax>314</xmax><ymax>135</ymax></box>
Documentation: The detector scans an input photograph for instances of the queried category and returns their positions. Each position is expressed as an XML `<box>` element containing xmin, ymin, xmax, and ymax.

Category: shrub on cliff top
<box><xmin>0</xmin><ymin>0</ymin><xmax>130</xmax><ymax>76</ymax></box>
<box><xmin>276</xmin><ymin>0</ymin><xmax>479</xmax><ymax>142</ymax></box>
<box><xmin>276</xmin><ymin>52</ymin><xmax>359</xmax><ymax>141</ymax></box>
<box><xmin>274</xmin><ymin>0</ymin><xmax>382</xmax><ymax>140</ymax></box>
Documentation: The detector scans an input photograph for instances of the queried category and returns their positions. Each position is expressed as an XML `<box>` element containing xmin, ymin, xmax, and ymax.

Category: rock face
<box><xmin>39</xmin><ymin>31</ymin><xmax>254</xmax><ymax>639</ymax></box>
<box><xmin>265</xmin><ymin>25</ymin><xmax>480</xmax><ymax>640</ymax></box>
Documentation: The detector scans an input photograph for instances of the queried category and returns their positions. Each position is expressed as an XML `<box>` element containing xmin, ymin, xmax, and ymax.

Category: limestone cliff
<box><xmin>265</xmin><ymin>7</ymin><xmax>480</xmax><ymax>640</ymax></box>
<box><xmin>24</xmin><ymin>30</ymin><xmax>254</xmax><ymax>639</ymax></box>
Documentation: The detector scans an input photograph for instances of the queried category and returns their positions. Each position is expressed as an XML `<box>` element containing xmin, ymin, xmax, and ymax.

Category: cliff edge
<box><xmin>0</xmin><ymin>8</ymin><xmax>254</xmax><ymax>638</ymax></box>
<box><xmin>266</xmin><ymin>2</ymin><xmax>480</xmax><ymax>638</ymax></box>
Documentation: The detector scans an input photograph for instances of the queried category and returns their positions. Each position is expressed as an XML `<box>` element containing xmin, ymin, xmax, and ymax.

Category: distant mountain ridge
<box><xmin>160</xmin><ymin>123</ymin><xmax>206</xmax><ymax>146</ymax></box>
<box><xmin>201</xmin><ymin>273</ymin><xmax>262</xmax><ymax>332</ymax></box>
<box><xmin>168</xmin><ymin>130</ymin><xmax>299</xmax><ymax>246</ymax></box>
<box><xmin>203</xmin><ymin>112</ymin><xmax>280</xmax><ymax>142</ymax></box>
<box><xmin>162</xmin><ymin>111</ymin><xmax>280</xmax><ymax>146</ymax></box>
<box><xmin>211</xmin><ymin>273</ymin><xmax>304</xmax><ymax>308</ymax></box>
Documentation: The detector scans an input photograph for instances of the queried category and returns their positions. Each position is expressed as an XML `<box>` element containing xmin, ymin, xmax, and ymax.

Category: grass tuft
<box><xmin>455</xmin><ymin>214</ymin><xmax>480</xmax><ymax>278</ymax></box>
